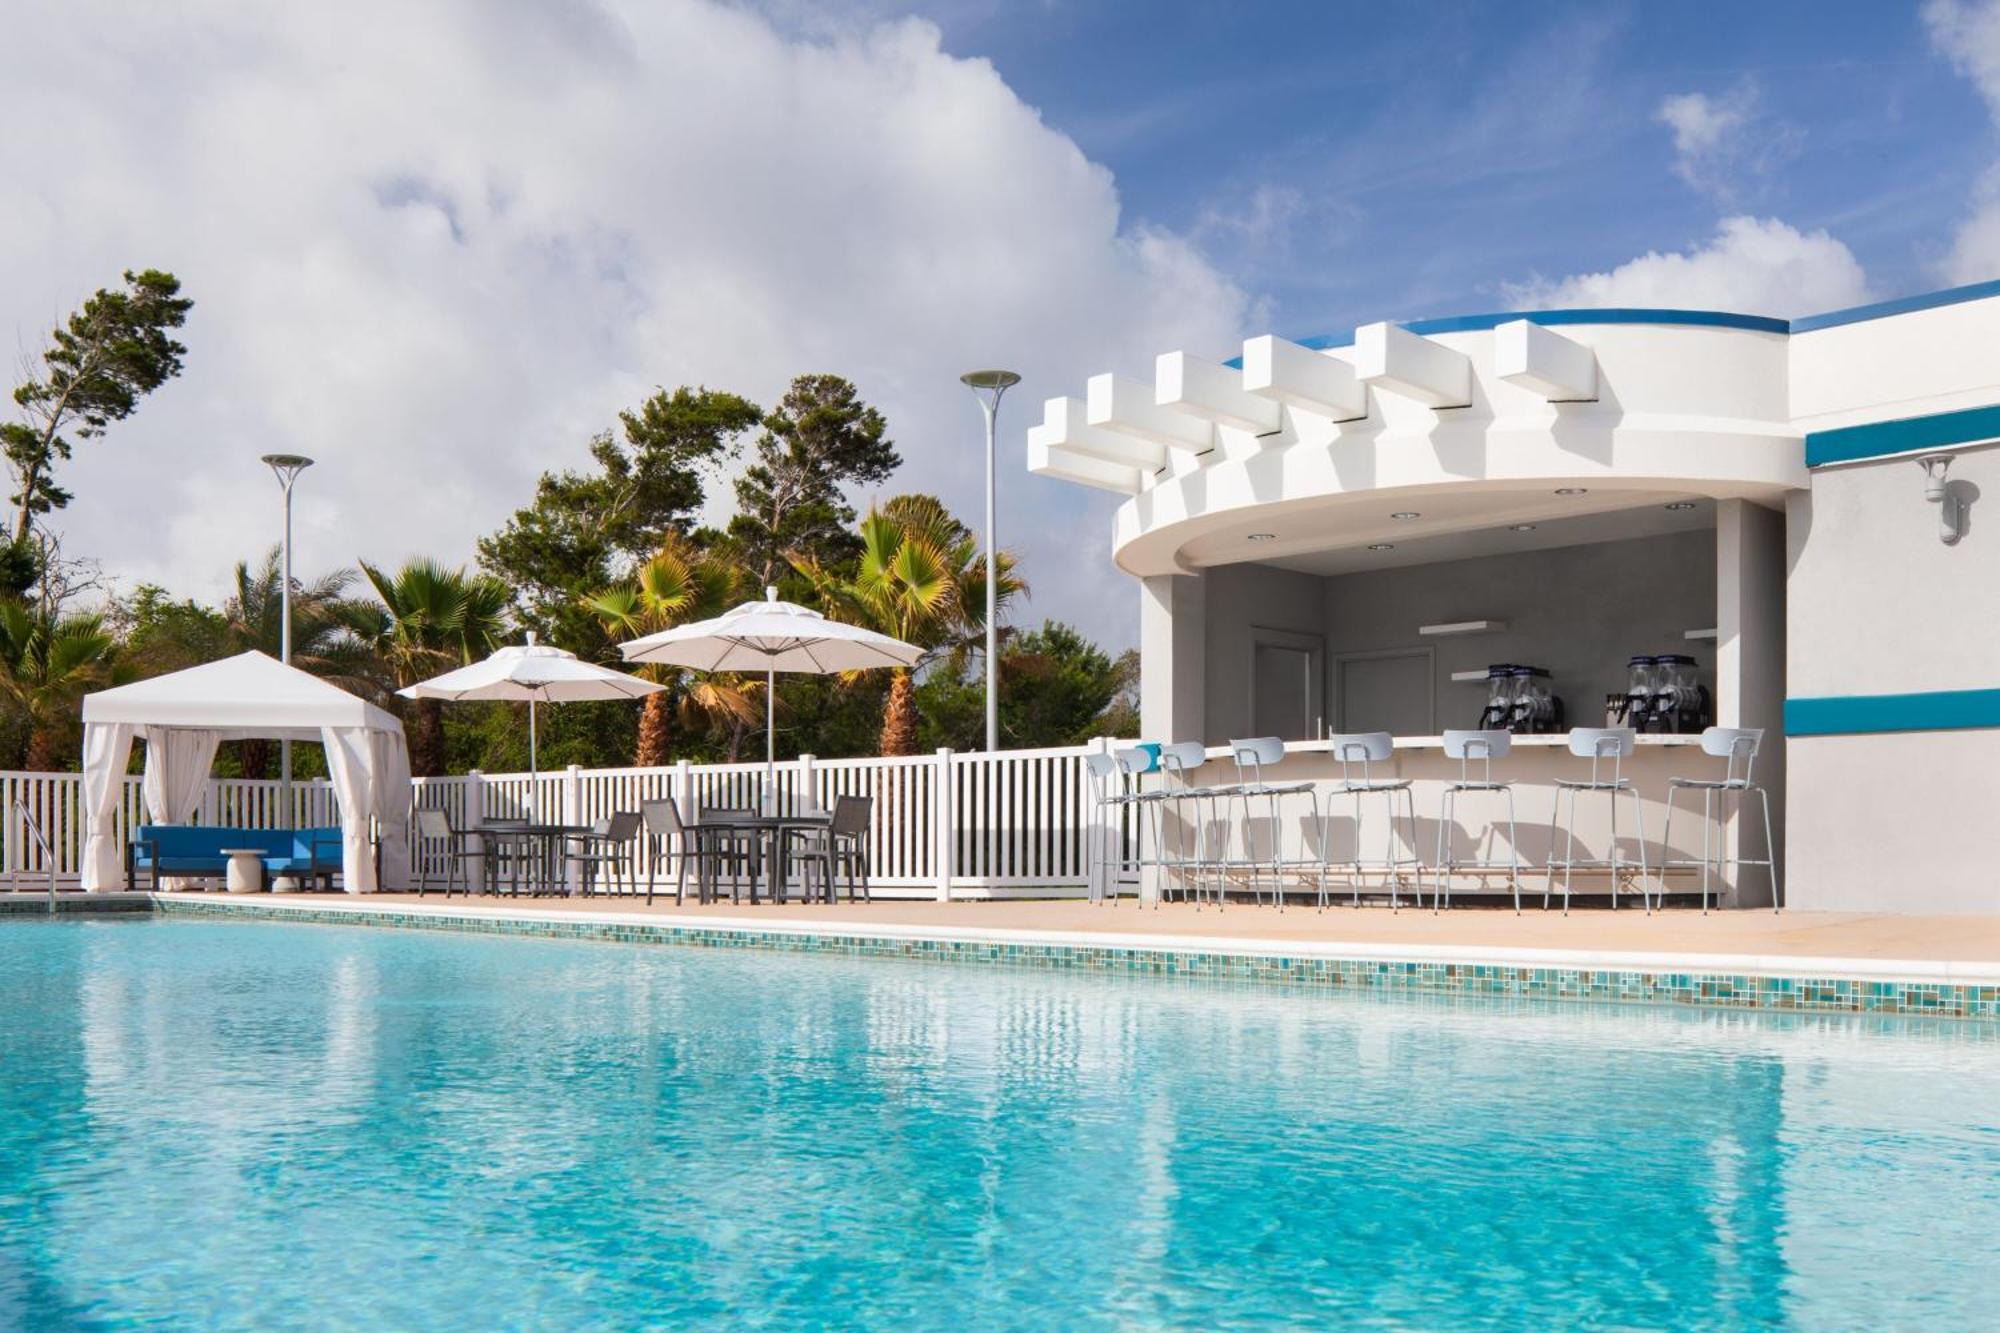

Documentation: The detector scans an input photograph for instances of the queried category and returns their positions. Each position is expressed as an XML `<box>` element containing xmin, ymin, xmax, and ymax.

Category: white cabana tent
<box><xmin>78</xmin><ymin>651</ymin><xmax>414</xmax><ymax>893</ymax></box>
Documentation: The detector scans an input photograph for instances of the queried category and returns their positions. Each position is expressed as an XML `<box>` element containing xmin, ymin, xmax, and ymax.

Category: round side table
<box><xmin>219</xmin><ymin>849</ymin><xmax>267</xmax><ymax>894</ymax></box>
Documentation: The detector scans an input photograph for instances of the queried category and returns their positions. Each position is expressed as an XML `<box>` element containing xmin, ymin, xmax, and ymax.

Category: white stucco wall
<box><xmin>1784</xmin><ymin>443</ymin><xmax>2000</xmax><ymax>912</ymax></box>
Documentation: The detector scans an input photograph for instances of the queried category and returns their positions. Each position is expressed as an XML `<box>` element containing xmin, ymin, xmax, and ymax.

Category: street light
<box><xmin>260</xmin><ymin>454</ymin><xmax>313</xmax><ymax>814</ymax></box>
<box><xmin>959</xmin><ymin>369</ymin><xmax>1020</xmax><ymax>753</ymax></box>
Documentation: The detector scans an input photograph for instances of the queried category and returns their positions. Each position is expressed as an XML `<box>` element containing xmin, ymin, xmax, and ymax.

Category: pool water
<box><xmin>3</xmin><ymin>920</ymin><xmax>1999</xmax><ymax>1328</ymax></box>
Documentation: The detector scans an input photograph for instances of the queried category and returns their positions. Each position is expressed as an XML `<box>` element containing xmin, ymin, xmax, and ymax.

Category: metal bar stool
<box><xmin>1432</xmin><ymin>729</ymin><xmax>1523</xmax><ymax>914</ymax></box>
<box><xmin>1323</xmin><ymin>731</ymin><xmax>1423</xmax><ymax>911</ymax></box>
<box><xmin>1544</xmin><ymin>727</ymin><xmax>1653</xmax><ymax>914</ymax></box>
<box><xmin>1661</xmin><ymin>726</ymin><xmax>1780</xmax><ymax>914</ymax></box>
<box><xmin>1156</xmin><ymin>741</ymin><xmax>1231</xmax><ymax>908</ymax></box>
<box><xmin>1225</xmin><ymin>736</ymin><xmax>1321</xmax><ymax>909</ymax></box>
<box><xmin>1083</xmin><ymin>751</ymin><xmax>1137</xmax><ymax>904</ymax></box>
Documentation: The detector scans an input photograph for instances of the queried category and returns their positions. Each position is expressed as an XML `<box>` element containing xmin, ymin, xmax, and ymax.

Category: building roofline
<box><xmin>1234</xmin><ymin>276</ymin><xmax>2000</xmax><ymax>365</ymax></box>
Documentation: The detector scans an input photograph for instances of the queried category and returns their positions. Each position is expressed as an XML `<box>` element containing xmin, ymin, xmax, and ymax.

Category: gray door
<box><xmin>1252</xmin><ymin>641</ymin><xmax>1320</xmax><ymax>740</ymax></box>
<box><xmin>1336</xmin><ymin>650</ymin><xmax>1434</xmax><ymax>736</ymax></box>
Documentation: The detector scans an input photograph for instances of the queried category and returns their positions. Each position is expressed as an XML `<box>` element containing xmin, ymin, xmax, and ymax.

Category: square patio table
<box><xmin>693</xmin><ymin>813</ymin><xmax>834</xmax><ymax>904</ymax></box>
<box><xmin>474</xmin><ymin>823</ymin><xmax>593</xmax><ymax>897</ymax></box>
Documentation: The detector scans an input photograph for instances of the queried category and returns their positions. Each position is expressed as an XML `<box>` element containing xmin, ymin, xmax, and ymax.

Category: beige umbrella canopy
<box><xmin>615</xmin><ymin>588</ymin><xmax>923</xmax><ymax>798</ymax></box>
<box><xmin>399</xmin><ymin>633</ymin><xmax>662</xmax><ymax>816</ymax></box>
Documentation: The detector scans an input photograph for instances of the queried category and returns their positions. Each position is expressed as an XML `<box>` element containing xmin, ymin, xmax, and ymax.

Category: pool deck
<box><xmin>52</xmin><ymin>890</ymin><xmax>2000</xmax><ymax>987</ymax></box>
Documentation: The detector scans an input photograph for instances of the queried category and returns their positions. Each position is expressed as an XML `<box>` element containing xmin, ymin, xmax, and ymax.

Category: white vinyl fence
<box><xmin>1</xmin><ymin>744</ymin><xmax>1141</xmax><ymax>900</ymax></box>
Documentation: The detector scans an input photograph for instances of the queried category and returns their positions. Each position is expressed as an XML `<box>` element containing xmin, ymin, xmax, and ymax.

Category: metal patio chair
<box><xmin>414</xmin><ymin>807</ymin><xmax>487</xmax><ymax>897</ymax></box>
<box><xmin>1226</xmin><ymin>736</ymin><xmax>1322</xmax><ymax>909</ymax></box>
<box><xmin>570</xmin><ymin>811</ymin><xmax>643</xmax><ymax>896</ymax></box>
<box><xmin>789</xmin><ymin>794</ymin><xmax>874</xmax><ymax>903</ymax></box>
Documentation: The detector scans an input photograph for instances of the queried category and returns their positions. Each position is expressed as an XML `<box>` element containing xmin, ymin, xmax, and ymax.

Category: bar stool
<box><xmin>1323</xmin><ymin>731</ymin><xmax>1423</xmax><ymax>912</ymax></box>
<box><xmin>1083</xmin><ymin>751</ymin><xmax>1135</xmax><ymax>904</ymax></box>
<box><xmin>1432</xmin><ymin>729</ymin><xmax>1523</xmax><ymax>914</ymax></box>
<box><xmin>1661</xmin><ymin>726</ymin><xmax>1780</xmax><ymax>914</ymax></box>
<box><xmin>1226</xmin><ymin>736</ymin><xmax>1321</xmax><ymax>909</ymax></box>
<box><xmin>1544</xmin><ymin>727</ymin><xmax>1653</xmax><ymax>914</ymax></box>
<box><xmin>1157</xmin><ymin>741</ymin><xmax>1229</xmax><ymax>908</ymax></box>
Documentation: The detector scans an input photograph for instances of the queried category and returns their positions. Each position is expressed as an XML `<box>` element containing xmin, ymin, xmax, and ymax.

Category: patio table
<box><xmin>474</xmin><ymin>823</ymin><xmax>592</xmax><ymax>896</ymax></box>
<box><xmin>693</xmin><ymin>813</ymin><xmax>833</xmax><ymax>904</ymax></box>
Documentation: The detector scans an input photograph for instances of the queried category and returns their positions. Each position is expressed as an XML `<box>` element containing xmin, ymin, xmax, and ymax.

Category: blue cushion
<box><xmin>131</xmin><ymin>826</ymin><xmax>343</xmax><ymax>875</ymax></box>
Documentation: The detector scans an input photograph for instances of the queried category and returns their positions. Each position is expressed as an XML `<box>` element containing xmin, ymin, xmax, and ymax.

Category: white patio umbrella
<box><xmin>398</xmin><ymin>633</ymin><xmax>663</xmax><ymax>818</ymax></box>
<box><xmin>615</xmin><ymin>587</ymin><xmax>923</xmax><ymax>802</ymax></box>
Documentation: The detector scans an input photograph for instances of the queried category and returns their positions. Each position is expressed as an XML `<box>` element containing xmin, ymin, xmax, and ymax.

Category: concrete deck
<box><xmin>124</xmin><ymin>890</ymin><xmax>2000</xmax><ymax>985</ymax></box>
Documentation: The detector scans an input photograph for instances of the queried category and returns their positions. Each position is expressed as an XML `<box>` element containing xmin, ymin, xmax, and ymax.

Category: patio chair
<box><xmin>641</xmin><ymin>798</ymin><xmax>720</xmax><ymax>906</ymax></box>
<box><xmin>414</xmin><ymin>808</ymin><xmax>487</xmax><ymax>897</ymax></box>
<box><xmin>1660</xmin><ymin>726</ymin><xmax>1779</xmax><ymax>914</ymax></box>
<box><xmin>789</xmin><ymin>795</ymin><xmax>873</xmax><ymax>903</ymax></box>
<box><xmin>696</xmin><ymin>807</ymin><xmax>764</xmax><ymax>903</ymax></box>
<box><xmin>569</xmin><ymin>811</ymin><xmax>643</xmax><ymax>896</ymax></box>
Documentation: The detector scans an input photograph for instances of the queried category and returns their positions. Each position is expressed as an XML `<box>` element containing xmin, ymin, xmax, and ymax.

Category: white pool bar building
<box><xmin>1029</xmin><ymin>282</ymin><xmax>2000</xmax><ymax>913</ymax></box>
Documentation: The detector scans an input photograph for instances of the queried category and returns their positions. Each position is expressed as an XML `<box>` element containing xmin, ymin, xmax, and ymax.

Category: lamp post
<box><xmin>260</xmin><ymin>454</ymin><xmax>313</xmax><ymax>816</ymax></box>
<box><xmin>959</xmin><ymin>370</ymin><xmax>1020</xmax><ymax>753</ymax></box>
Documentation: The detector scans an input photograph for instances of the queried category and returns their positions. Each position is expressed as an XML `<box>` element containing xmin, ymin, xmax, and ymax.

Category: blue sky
<box><xmin>847</xmin><ymin>0</ymin><xmax>1994</xmax><ymax>338</ymax></box>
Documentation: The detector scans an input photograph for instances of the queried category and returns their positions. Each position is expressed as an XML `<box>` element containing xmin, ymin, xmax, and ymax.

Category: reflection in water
<box><xmin>1</xmin><ymin>920</ymin><xmax>1997</xmax><ymax>1327</ymax></box>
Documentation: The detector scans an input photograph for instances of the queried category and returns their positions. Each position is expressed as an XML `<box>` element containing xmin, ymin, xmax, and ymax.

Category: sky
<box><xmin>4</xmin><ymin>0</ymin><xmax>2000</xmax><ymax>651</ymax></box>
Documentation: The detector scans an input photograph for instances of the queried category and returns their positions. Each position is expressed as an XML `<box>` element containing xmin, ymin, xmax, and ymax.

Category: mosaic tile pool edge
<box><xmin>144</xmin><ymin>897</ymin><xmax>2000</xmax><ymax>1021</ymax></box>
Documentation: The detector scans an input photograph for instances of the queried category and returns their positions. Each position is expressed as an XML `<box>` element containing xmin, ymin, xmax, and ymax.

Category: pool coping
<box><xmin>128</xmin><ymin>893</ymin><xmax>2000</xmax><ymax>1020</ymax></box>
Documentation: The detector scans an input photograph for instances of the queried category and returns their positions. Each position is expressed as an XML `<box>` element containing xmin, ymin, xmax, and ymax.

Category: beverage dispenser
<box><xmin>1477</xmin><ymin>665</ymin><xmax>1516</xmax><ymax>729</ymax></box>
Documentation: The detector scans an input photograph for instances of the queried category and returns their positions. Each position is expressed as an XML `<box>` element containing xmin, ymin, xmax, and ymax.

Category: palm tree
<box><xmin>221</xmin><ymin>546</ymin><xmax>378</xmax><ymax>777</ymax></box>
<box><xmin>0</xmin><ymin>602</ymin><xmax>124</xmax><ymax>770</ymax></box>
<box><xmin>793</xmin><ymin>497</ymin><xmax>1024</xmax><ymax>756</ymax></box>
<box><xmin>355</xmin><ymin>559</ymin><xmax>511</xmax><ymax>777</ymax></box>
<box><xmin>583</xmin><ymin>535</ymin><xmax>758</xmax><ymax>767</ymax></box>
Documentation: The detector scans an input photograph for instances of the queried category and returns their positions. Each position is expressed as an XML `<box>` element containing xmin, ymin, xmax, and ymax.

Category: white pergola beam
<box><xmin>1354</xmin><ymin>322</ymin><xmax>1472</xmax><ymax>408</ymax></box>
<box><xmin>1154</xmin><ymin>351</ymin><xmax>1282</xmax><ymax>433</ymax></box>
<box><xmin>1495</xmin><ymin>319</ymin><xmax>1598</xmax><ymax>401</ymax></box>
<box><xmin>1240</xmin><ymin>335</ymin><xmax>1367</xmax><ymax>421</ymax></box>
<box><xmin>1086</xmin><ymin>373</ymin><xmax>1213</xmax><ymax>451</ymax></box>
<box><xmin>1027</xmin><ymin>424</ymin><xmax>1141</xmax><ymax>494</ymax></box>
<box><xmin>1041</xmin><ymin>395</ymin><xmax>1169</xmax><ymax>471</ymax></box>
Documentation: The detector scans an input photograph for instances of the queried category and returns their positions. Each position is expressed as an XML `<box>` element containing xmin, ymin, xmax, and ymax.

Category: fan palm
<box><xmin>793</xmin><ymin>498</ymin><xmax>1024</xmax><ymax>756</ymax></box>
<box><xmin>221</xmin><ymin>546</ymin><xmax>379</xmax><ymax>777</ymax></box>
<box><xmin>583</xmin><ymin>536</ymin><xmax>757</xmax><ymax>767</ymax></box>
<box><xmin>0</xmin><ymin>602</ymin><xmax>124</xmax><ymax>770</ymax></box>
<box><xmin>356</xmin><ymin>559</ymin><xmax>511</xmax><ymax>777</ymax></box>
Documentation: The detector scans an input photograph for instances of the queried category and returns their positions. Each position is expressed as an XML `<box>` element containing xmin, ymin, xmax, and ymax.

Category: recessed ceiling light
<box><xmin>1509</xmin><ymin>523</ymin><xmax>1538</xmax><ymax>532</ymax></box>
<box><xmin>1246</xmin><ymin>532</ymin><xmax>1277</xmax><ymax>541</ymax></box>
<box><xmin>1367</xmin><ymin>543</ymin><xmax>1395</xmax><ymax>551</ymax></box>
<box><xmin>1664</xmin><ymin>501</ymin><xmax>1697</xmax><ymax>511</ymax></box>
<box><xmin>1390</xmin><ymin>511</ymin><xmax>1421</xmax><ymax>520</ymax></box>
<box><xmin>1554</xmin><ymin>487</ymin><xmax>1588</xmax><ymax>495</ymax></box>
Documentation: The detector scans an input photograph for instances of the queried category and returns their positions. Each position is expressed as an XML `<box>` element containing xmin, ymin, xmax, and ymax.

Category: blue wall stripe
<box><xmin>1784</xmin><ymin>689</ymin><xmax>2000</xmax><ymax>736</ymax></box>
<box><xmin>1787</xmin><ymin>277</ymin><xmax>2000</xmax><ymax>333</ymax></box>
<box><xmin>1803</xmin><ymin>403</ymin><xmax>2000</xmax><ymax>467</ymax></box>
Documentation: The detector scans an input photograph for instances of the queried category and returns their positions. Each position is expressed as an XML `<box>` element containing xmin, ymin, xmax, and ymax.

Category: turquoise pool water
<box><xmin>3</xmin><ymin>920</ymin><xmax>1999</xmax><ymax>1328</ymax></box>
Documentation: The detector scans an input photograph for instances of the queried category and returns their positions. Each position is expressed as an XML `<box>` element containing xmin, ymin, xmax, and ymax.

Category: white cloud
<box><xmin>0</xmin><ymin>0</ymin><xmax>1248</xmax><ymax>649</ymax></box>
<box><xmin>1654</xmin><ymin>82</ymin><xmax>1799</xmax><ymax>202</ymax></box>
<box><xmin>1925</xmin><ymin>0</ymin><xmax>2000</xmax><ymax>282</ymax></box>
<box><xmin>1504</xmin><ymin>216</ymin><xmax>1873</xmax><ymax>317</ymax></box>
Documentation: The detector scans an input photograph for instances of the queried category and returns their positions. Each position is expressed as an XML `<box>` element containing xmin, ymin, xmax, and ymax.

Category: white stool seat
<box><xmin>1554</xmin><ymin>777</ymin><xmax>1634</xmax><ymax>791</ymax></box>
<box><xmin>1333</xmin><ymin>778</ymin><xmax>1411</xmax><ymax>793</ymax></box>
<box><xmin>1668</xmin><ymin>776</ymin><xmax>1753</xmax><ymax>791</ymax></box>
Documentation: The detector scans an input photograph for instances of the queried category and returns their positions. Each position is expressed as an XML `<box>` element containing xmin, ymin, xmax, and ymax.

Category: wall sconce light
<box><xmin>1918</xmin><ymin>454</ymin><xmax>1964</xmax><ymax>545</ymax></box>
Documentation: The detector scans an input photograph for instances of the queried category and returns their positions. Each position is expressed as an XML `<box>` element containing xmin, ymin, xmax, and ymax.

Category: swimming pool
<box><xmin>2</xmin><ymin>919</ymin><xmax>1997</xmax><ymax>1328</ymax></box>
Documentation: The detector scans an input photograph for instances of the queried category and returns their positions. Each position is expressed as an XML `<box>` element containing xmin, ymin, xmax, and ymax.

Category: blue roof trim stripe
<box><xmin>1222</xmin><ymin>277</ymin><xmax>2000</xmax><ymax>368</ymax></box>
<box><xmin>1788</xmin><ymin>277</ymin><xmax>2000</xmax><ymax>333</ymax></box>
<box><xmin>1785</xmin><ymin>688</ymin><xmax>2000</xmax><ymax>736</ymax></box>
<box><xmin>1804</xmin><ymin>402</ymin><xmax>2000</xmax><ymax>467</ymax></box>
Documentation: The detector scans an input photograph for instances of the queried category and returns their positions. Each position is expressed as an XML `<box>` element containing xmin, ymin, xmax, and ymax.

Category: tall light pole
<box><xmin>959</xmin><ymin>370</ymin><xmax>1020</xmax><ymax>753</ymax></box>
<box><xmin>260</xmin><ymin>454</ymin><xmax>313</xmax><ymax>817</ymax></box>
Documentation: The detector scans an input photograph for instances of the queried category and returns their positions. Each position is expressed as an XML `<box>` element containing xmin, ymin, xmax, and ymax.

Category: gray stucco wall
<box><xmin>1192</xmin><ymin>529</ymin><xmax>1725</xmax><ymax>743</ymax></box>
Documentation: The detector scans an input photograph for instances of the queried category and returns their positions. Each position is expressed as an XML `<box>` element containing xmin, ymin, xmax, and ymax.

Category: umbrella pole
<box><xmin>765</xmin><ymin>667</ymin><xmax>775</xmax><ymax>813</ymax></box>
<box><xmin>529</xmin><ymin>698</ymin><xmax>538</xmax><ymax>822</ymax></box>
